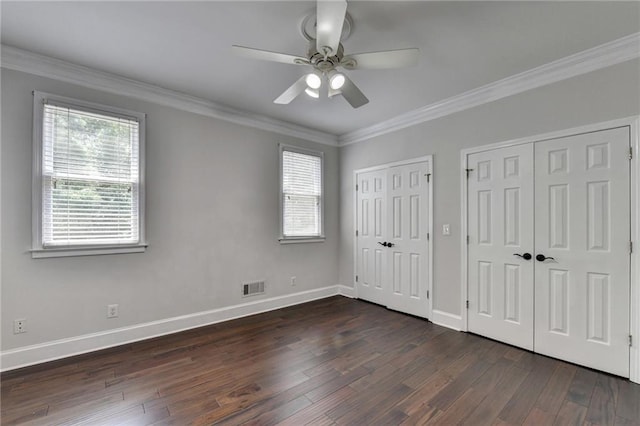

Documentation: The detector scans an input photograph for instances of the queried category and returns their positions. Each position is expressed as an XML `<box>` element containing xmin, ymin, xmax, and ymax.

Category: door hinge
<box><xmin>427</xmin><ymin>290</ymin><xmax>430</xmax><ymax>299</ymax></box>
<box><xmin>466</xmin><ymin>235</ymin><xmax>470</xmax><ymax>244</ymax></box>
<box><xmin>629</xmin><ymin>335</ymin><xmax>633</xmax><ymax>347</ymax></box>
<box><xmin>630</xmin><ymin>147</ymin><xmax>633</xmax><ymax>160</ymax></box>
<box><xmin>356</xmin><ymin>230</ymin><xmax>359</xmax><ymax>237</ymax></box>
<box><xmin>426</xmin><ymin>173</ymin><xmax>431</xmax><ymax>183</ymax></box>
<box><xmin>355</xmin><ymin>275</ymin><xmax>359</xmax><ymax>282</ymax></box>
<box><xmin>465</xmin><ymin>168</ymin><xmax>474</xmax><ymax>178</ymax></box>
<box><xmin>356</xmin><ymin>184</ymin><xmax>359</xmax><ymax>191</ymax></box>
<box><xmin>427</xmin><ymin>232</ymin><xmax>430</xmax><ymax>241</ymax></box>
<box><xmin>466</xmin><ymin>300</ymin><xmax>469</xmax><ymax>309</ymax></box>
<box><xmin>631</xmin><ymin>241</ymin><xmax>633</xmax><ymax>254</ymax></box>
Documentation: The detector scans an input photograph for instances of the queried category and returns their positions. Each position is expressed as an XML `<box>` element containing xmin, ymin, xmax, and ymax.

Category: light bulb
<box><xmin>305</xmin><ymin>88</ymin><xmax>319</xmax><ymax>98</ymax></box>
<box><xmin>305</xmin><ymin>73</ymin><xmax>322</xmax><ymax>89</ymax></box>
<box><xmin>329</xmin><ymin>72</ymin><xmax>345</xmax><ymax>90</ymax></box>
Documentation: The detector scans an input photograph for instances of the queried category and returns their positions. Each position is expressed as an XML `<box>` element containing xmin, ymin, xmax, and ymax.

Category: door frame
<box><xmin>460</xmin><ymin>116</ymin><xmax>640</xmax><ymax>383</ymax></box>
<box><xmin>353</xmin><ymin>155</ymin><xmax>434</xmax><ymax>319</ymax></box>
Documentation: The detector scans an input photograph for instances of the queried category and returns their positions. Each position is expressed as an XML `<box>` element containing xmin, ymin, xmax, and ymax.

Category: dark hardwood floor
<box><xmin>1</xmin><ymin>296</ymin><xmax>638</xmax><ymax>425</ymax></box>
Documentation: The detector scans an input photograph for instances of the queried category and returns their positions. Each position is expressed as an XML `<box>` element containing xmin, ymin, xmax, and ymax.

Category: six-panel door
<box><xmin>467</xmin><ymin>144</ymin><xmax>535</xmax><ymax>350</ymax></box>
<box><xmin>534</xmin><ymin>127</ymin><xmax>631</xmax><ymax>377</ymax></box>
<box><xmin>385</xmin><ymin>162</ymin><xmax>430</xmax><ymax>318</ymax></box>
<box><xmin>467</xmin><ymin>126</ymin><xmax>631</xmax><ymax>376</ymax></box>
<box><xmin>356</xmin><ymin>169</ymin><xmax>387</xmax><ymax>306</ymax></box>
<box><xmin>356</xmin><ymin>161</ymin><xmax>431</xmax><ymax>319</ymax></box>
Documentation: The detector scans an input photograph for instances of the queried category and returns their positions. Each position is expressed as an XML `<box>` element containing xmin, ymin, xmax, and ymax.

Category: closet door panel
<box><xmin>533</xmin><ymin>127</ymin><xmax>630</xmax><ymax>377</ymax></box>
<box><xmin>385</xmin><ymin>162</ymin><xmax>430</xmax><ymax>318</ymax></box>
<box><xmin>356</xmin><ymin>160</ymin><xmax>431</xmax><ymax>319</ymax></box>
<box><xmin>356</xmin><ymin>169</ymin><xmax>387</xmax><ymax>306</ymax></box>
<box><xmin>467</xmin><ymin>144</ymin><xmax>535</xmax><ymax>350</ymax></box>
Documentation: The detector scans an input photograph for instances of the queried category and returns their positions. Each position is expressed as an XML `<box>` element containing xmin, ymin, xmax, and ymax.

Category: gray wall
<box><xmin>3</xmin><ymin>57</ymin><xmax>639</xmax><ymax>354</ymax></box>
<box><xmin>338</xmin><ymin>59</ymin><xmax>640</xmax><ymax>316</ymax></box>
<box><xmin>1</xmin><ymin>69</ymin><xmax>339</xmax><ymax>351</ymax></box>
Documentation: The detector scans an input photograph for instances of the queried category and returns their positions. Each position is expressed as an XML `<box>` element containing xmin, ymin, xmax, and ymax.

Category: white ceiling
<box><xmin>2</xmin><ymin>1</ymin><xmax>639</xmax><ymax>136</ymax></box>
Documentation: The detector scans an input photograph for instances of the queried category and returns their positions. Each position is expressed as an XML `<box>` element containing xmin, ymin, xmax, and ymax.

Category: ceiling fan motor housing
<box><xmin>308</xmin><ymin>43</ymin><xmax>344</xmax><ymax>72</ymax></box>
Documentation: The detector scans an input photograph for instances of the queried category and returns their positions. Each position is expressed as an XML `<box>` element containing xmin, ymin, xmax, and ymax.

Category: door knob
<box><xmin>536</xmin><ymin>254</ymin><xmax>556</xmax><ymax>262</ymax></box>
<box><xmin>513</xmin><ymin>253</ymin><xmax>532</xmax><ymax>260</ymax></box>
<box><xmin>377</xmin><ymin>241</ymin><xmax>395</xmax><ymax>248</ymax></box>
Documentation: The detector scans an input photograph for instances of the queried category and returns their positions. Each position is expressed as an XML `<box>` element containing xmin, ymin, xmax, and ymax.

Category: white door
<box><xmin>534</xmin><ymin>127</ymin><xmax>631</xmax><ymax>377</ymax></box>
<box><xmin>356</xmin><ymin>160</ymin><xmax>431</xmax><ymax>319</ymax></box>
<box><xmin>356</xmin><ymin>169</ymin><xmax>387</xmax><ymax>306</ymax></box>
<box><xmin>385</xmin><ymin>162</ymin><xmax>430</xmax><ymax>318</ymax></box>
<box><xmin>467</xmin><ymin>127</ymin><xmax>631</xmax><ymax>376</ymax></box>
<box><xmin>467</xmin><ymin>144</ymin><xmax>535</xmax><ymax>350</ymax></box>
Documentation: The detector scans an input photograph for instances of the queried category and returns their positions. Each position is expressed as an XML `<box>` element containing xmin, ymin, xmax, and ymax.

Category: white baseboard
<box><xmin>431</xmin><ymin>309</ymin><xmax>463</xmax><ymax>331</ymax></box>
<box><xmin>337</xmin><ymin>285</ymin><xmax>356</xmax><ymax>298</ymax></box>
<box><xmin>1</xmin><ymin>285</ymin><xmax>342</xmax><ymax>372</ymax></box>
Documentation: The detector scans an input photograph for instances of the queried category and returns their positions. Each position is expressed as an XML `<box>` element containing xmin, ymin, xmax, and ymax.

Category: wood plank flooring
<box><xmin>1</xmin><ymin>296</ymin><xmax>638</xmax><ymax>425</ymax></box>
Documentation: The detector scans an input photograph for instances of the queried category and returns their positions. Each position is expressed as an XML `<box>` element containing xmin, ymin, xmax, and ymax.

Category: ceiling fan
<box><xmin>232</xmin><ymin>0</ymin><xmax>419</xmax><ymax>108</ymax></box>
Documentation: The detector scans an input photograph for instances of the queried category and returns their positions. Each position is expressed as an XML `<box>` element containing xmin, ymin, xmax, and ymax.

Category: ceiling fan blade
<box><xmin>274</xmin><ymin>76</ymin><xmax>308</xmax><ymax>104</ymax></box>
<box><xmin>232</xmin><ymin>45</ymin><xmax>309</xmax><ymax>65</ymax></box>
<box><xmin>340</xmin><ymin>75</ymin><xmax>369</xmax><ymax>108</ymax></box>
<box><xmin>342</xmin><ymin>48</ymin><xmax>419</xmax><ymax>70</ymax></box>
<box><xmin>316</xmin><ymin>0</ymin><xmax>347</xmax><ymax>56</ymax></box>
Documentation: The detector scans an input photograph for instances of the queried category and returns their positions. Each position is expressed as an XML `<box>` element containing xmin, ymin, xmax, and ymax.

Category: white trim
<box><xmin>31</xmin><ymin>91</ymin><xmax>147</xmax><ymax>258</ymax></box>
<box><xmin>337</xmin><ymin>285</ymin><xmax>356</xmax><ymax>298</ymax></box>
<box><xmin>339</xmin><ymin>32</ymin><xmax>640</xmax><ymax>146</ymax></box>
<box><xmin>278</xmin><ymin>238</ymin><xmax>325</xmax><ymax>244</ymax></box>
<box><xmin>431</xmin><ymin>310</ymin><xmax>463</xmax><ymax>332</ymax></box>
<box><xmin>460</xmin><ymin>117</ymin><xmax>639</xmax><ymax>156</ymax></box>
<box><xmin>1</xmin><ymin>45</ymin><xmax>337</xmax><ymax>147</ymax></box>
<box><xmin>4</xmin><ymin>32</ymin><xmax>638</xmax><ymax>150</ymax></box>
<box><xmin>460</xmin><ymin>117</ymin><xmax>640</xmax><ymax>383</ymax></box>
<box><xmin>353</xmin><ymin>156</ymin><xmax>434</xmax><ymax>174</ymax></box>
<box><xmin>427</xmin><ymin>160</ymin><xmax>434</xmax><ymax>319</ymax></box>
<box><xmin>460</xmin><ymin>154</ymin><xmax>469</xmax><ymax>332</ymax></box>
<box><xmin>353</xmin><ymin>167</ymin><xmax>360</xmax><ymax>300</ymax></box>
<box><xmin>279</xmin><ymin>143</ymin><xmax>325</xmax><ymax>241</ymax></box>
<box><xmin>31</xmin><ymin>244</ymin><xmax>147</xmax><ymax>259</ymax></box>
<box><xmin>352</xmin><ymin>155</ymin><xmax>434</xmax><ymax>320</ymax></box>
<box><xmin>630</xmin><ymin>118</ymin><xmax>640</xmax><ymax>384</ymax></box>
<box><xmin>0</xmin><ymin>285</ymin><xmax>343</xmax><ymax>372</ymax></box>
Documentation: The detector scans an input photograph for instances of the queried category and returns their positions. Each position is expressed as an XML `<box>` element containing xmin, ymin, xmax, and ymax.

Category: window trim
<box><xmin>279</xmin><ymin>143</ymin><xmax>325</xmax><ymax>243</ymax></box>
<box><xmin>31</xmin><ymin>91</ymin><xmax>147</xmax><ymax>258</ymax></box>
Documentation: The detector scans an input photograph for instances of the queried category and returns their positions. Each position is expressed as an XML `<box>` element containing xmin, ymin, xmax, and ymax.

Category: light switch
<box><xmin>442</xmin><ymin>224</ymin><xmax>451</xmax><ymax>236</ymax></box>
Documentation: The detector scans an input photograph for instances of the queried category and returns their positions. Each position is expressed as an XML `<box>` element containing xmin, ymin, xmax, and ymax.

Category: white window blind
<box><xmin>41</xmin><ymin>102</ymin><xmax>141</xmax><ymax>247</ymax></box>
<box><xmin>281</xmin><ymin>149</ymin><xmax>323</xmax><ymax>238</ymax></box>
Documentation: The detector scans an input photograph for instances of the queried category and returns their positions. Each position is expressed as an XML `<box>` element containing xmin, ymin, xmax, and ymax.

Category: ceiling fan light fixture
<box><xmin>305</xmin><ymin>87</ymin><xmax>320</xmax><ymax>98</ymax></box>
<box><xmin>328</xmin><ymin>70</ymin><xmax>346</xmax><ymax>90</ymax></box>
<box><xmin>305</xmin><ymin>73</ymin><xmax>322</xmax><ymax>89</ymax></box>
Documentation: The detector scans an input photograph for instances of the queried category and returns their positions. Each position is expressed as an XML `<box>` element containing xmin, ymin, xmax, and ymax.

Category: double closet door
<box><xmin>467</xmin><ymin>127</ymin><xmax>631</xmax><ymax>377</ymax></box>
<box><xmin>356</xmin><ymin>159</ymin><xmax>431</xmax><ymax>319</ymax></box>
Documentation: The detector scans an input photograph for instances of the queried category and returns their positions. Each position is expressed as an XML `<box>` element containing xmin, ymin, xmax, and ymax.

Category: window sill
<box><xmin>279</xmin><ymin>237</ymin><xmax>326</xmax><ymax>244</ymax></box>
<box><xmin>31</xmin><ymin>244</ymin><xmax>147</xmax><ymax>258</ymax></box>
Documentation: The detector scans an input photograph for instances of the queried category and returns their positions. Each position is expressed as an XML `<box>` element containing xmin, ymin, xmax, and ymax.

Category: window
<box><xmin>32</xmin><ymin>91</ymin><xmax>146</xmax><ymax>257</ymax></box>
<box><xmin>279</xmin><ymin>144</ymin><xmax>324</xmax><ymax>242</ymax></box>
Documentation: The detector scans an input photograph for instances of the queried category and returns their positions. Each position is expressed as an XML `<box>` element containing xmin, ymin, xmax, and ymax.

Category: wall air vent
<box><xmin>242</xmin><ymin>280</ymin><xmax>265</xmax><ymax>297</ymax></box>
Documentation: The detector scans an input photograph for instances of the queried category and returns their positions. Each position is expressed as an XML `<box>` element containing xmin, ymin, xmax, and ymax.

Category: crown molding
<box><xmin>339</xmin><ymin>32</ymin><xmax>640</xmax><ymax>146</ymax></box>
<box><xmin>3</xmin><ymin>32</ymin><xmax>638</xmax><ymax>149</ymax></box>
<box><xmin>0</xmin><ymin>45</ymin><xmax>339</xmax><ymax>147</ymax></box>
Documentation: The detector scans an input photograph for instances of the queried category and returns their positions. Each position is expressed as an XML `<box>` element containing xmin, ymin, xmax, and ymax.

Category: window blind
<box><xmin>42</xmin><ymin>103</ymin><xmax>140</xmax><ymax>246</ymax></box>
<box><xmin>282</xmin><ymin>150</ymin><xmax>322</xmax><ymax>237</ymax></box>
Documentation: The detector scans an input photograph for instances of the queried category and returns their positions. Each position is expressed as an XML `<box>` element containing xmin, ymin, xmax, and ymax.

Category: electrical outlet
<box><xmin>290</xmin><ymin>276</ymin><xmax>296</xmax><ymax>286</ymax></box>
<box><xmin>107</xmin><ymin>304</ymin><xmax>119</xmax><ymax>318</ymax></box>
<box><xmin>13</xmin><ymin>319</ymin><xmax>27</xmax><ymax>334</ymax></box>
<box><xmin>442</xmin><ymin>224</ymin><xmax>451</xmax><ymax>236</ymax></box>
